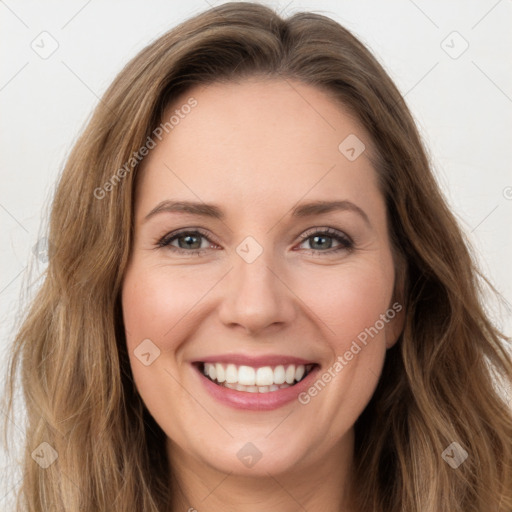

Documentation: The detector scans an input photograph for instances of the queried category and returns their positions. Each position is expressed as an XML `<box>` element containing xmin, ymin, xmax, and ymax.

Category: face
<box><xmin>122</xmin><ymin>78</ymin><xmax>403</xmax><ymax>480</ymax></box>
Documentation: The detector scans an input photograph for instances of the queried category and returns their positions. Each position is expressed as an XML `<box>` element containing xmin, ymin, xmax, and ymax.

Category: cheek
<box><xmin>122</xmin><ymin>263</ymin><xmax>203</xmax><ymax>349</ymax></box>
<box><xmin>121</xmin><ymin>263</ymin><xmax>198</xmax><ymax>427</ymax></box>
<box><xmin>289</xmin><ymin>265</ymin><xmax>393</xmax><ymax>436</ymax></box>
<box><xmin>121</xmin><ymin>264</ymin><xmax>186</xmax><ymax>403</ymax></box>
<box><xmin>121</xmin><ymin>262</ymin><xmax>225</xmax><ymax>413</ymax></box>
<box><xmin>122</xmin><ymin>254</ymin><xmax>395</xmax><ymax>363</ymax></box>
<box><xmin>291</xmin><ymin>260</ymin><xmax>393</xmax><ymax>411</ymax></box>
<box><xmin>292</xmin><ymin>260</ymin><xmax>394</xmax><ymax>350</ymax></box>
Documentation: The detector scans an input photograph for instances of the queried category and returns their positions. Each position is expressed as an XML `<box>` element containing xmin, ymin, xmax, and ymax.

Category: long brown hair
<box><xmin>3</xmin><ymin>2</ymin><xmax>511</xmax><ymax>511</ymax></box>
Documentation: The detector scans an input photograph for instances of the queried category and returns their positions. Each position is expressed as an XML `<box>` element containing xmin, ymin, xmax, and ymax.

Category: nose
<box><xmin>217</xmin><ymin>244</ymin><xmax>297</xmax><ymax>336</ymax></box>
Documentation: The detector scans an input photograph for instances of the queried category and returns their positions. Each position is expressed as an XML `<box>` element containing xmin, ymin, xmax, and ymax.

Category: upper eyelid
<box><xmin>160</xmin><ymin>227</ymin><xmax>217</xmax><ymax>245</ymax></box>
<box><xmin>299</xmin><ymin>226</ymin><xmax>352</xmax><ymax>240</ymax></box>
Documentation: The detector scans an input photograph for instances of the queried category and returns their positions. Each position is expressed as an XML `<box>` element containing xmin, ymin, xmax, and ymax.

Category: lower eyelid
<box><xmin>297</xmin><ymin>237</ymin><xmax>352</xmax><ymax>253</ymax></box>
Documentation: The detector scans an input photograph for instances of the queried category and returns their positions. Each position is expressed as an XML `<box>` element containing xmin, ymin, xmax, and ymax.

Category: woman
<box><xmin>3</xmin><ymin>2</ymin><xmax>511</xmax><ymax>511</ymax></box>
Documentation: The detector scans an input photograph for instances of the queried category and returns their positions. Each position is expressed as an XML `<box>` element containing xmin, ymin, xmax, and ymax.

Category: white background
<box><xmin>1</xmin><ymin>0</ymin><xmax>511</xmax><ymax>507</ymax></box>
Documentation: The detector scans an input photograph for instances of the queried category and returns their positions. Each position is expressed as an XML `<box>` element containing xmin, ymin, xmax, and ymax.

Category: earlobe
<box><xmin>385</xmin><ymin>304</ymin><xmax>405</xmax><ymax>349</ymax></box>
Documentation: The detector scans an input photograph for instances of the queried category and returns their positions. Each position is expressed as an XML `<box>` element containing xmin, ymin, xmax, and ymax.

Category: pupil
<box><xmin>312</xmin><ymin>235</ymin><xmax>331</xmax><ymax>250</ymax></box>
<box><xmin>181</xmin><ymin>235</ymin><xmax>200</xmax><ymax>249</ymax></box>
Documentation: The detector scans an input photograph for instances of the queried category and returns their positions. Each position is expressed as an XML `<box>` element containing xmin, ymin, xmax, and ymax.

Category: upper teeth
<box><xmin>203</xmin><ymin>363</ymin><xmax>312</xmax><ymax>386</ymax></box>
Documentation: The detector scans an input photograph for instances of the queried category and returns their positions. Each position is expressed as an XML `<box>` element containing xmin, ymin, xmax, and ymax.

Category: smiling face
<box><xmin>121</xmin><ymin>78</ymin><xmax>403</xmax><ymax>483</ymax></box>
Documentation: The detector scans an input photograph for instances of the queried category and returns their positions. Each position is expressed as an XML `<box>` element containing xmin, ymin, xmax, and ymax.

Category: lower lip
<box><xmin>194</xmin><ymin>364</ymin><xmax>321</xmax><ymax>411</ymax></box>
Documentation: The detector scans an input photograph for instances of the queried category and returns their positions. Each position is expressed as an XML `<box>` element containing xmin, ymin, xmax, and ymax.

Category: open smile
<box><xmin>200</xmin><ymin>362</ymin><xmax>316</xmax><ymax>393</ymax></box>
<box><xmin>192</xmin><ymin>359</ymin><xmax>321</xmax><ymax>410</ymax></box>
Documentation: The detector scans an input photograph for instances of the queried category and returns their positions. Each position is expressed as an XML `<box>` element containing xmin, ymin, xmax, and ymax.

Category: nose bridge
<box><xmin>218</xmin><ymin>235</ymin><xmax>295</xmax><ymax>333</ymax></box>
<box><xmin>235</xmin><ymin>240</ymin><xmax>278</xmax><ymax>294</ymax></box>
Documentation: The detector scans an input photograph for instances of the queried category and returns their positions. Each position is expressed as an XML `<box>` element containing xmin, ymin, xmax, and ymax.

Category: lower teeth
<box><xmin>220</xmin><ymin>382</ymin><xmax>292</xmax><ymax>393</ymax></box>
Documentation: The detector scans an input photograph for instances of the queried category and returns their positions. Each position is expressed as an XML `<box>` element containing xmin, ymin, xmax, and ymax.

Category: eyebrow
<box><xmin>143</xmin><ymin>199</ymin><xmax>371</xmax><ymax>226</ymax></box>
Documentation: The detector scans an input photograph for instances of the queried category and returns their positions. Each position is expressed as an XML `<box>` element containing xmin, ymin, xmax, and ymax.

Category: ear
<box><xmin>385</xmin><ymin>301</ymin><xmax>405</xmax><ymax>349</ymax></box>
<box><xmin>385</xmin><ymin>259</ymin><xmax>406</xmax><ymax>349</ymax></box>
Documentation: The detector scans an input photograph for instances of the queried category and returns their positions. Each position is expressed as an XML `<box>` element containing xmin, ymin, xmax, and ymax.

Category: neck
<box><xmin>167</xmin><ymin>428</ymin><xmax>357</xmax><ymax>512</ymax></box>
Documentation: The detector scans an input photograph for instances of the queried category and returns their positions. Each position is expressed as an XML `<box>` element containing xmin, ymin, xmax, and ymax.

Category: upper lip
<box><xmin>194</xmin><ymin>354</ymin><xmax>318</xmax><ymax>367</ymax></box>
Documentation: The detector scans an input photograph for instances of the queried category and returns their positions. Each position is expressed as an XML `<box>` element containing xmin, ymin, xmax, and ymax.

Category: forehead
<box><xmin>135</xmin><ymin>78</ymin><xmax>383</xmax><ymax>222</ymax></box>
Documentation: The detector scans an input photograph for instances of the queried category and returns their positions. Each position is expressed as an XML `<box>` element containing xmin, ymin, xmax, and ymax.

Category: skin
<box><xmin>122</xmin><ymin>78</ymin><xmax>404</xmax><ymax>512</ymax></box>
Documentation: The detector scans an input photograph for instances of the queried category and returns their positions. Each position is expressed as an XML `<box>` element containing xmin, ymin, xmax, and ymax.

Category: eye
<box><xmin>156</xmin><ymin>229</ymin><xmax>218</xmax><ymax>255</ymax></box>
<box><xmin>155</xmin><ymin>227</ymin><xmax>354</xmax><ymax>256</ymax></box>
<box><xmin>296</xmin><ymin>227</ymin><xmax>354</xmax><ymax>254</ymax></box>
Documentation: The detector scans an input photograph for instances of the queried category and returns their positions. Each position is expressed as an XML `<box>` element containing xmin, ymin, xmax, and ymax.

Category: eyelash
<box><xmin>155</xmin><ymin>227</ymin><xmax>354</xmax><ymax>256</ymax></box>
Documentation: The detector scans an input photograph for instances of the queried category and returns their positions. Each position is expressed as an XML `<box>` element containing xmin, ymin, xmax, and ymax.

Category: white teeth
<box><xmin>273</xmin><ymin>365</ymin><xmax>286</xmax><ymax>384</ymax></box>
<box><xmin>225</xmin><ymin>364</ymin><xmax>238</xmax><ymax>383</ymax></box>
<box><xmin>285</xmin><ymin>365</ymin><xmax>296</xmax><ymax>384</ymax></box>
<box><xmin>256</xmin><ymin>366</ymin><xmax>274</xmax><ymax>386</ymax></box>
<box><xmin>238</xmin><ymin>365</ymin><xmax>256</xmax><ymax>386</ymax></box>
<box><xmin>202</xmin><ymin>362</ymin><xmax>313</xmax><ymax>391</ymax></box>
<box><xmin>215</xmin><ymin>363</ymin><xmax>225</xmax><ymax>383</ymax></box>
<box><xmin>295</xmin><ymin>365</ymin><xmax>305</xmax><ymax>382</ymax></box>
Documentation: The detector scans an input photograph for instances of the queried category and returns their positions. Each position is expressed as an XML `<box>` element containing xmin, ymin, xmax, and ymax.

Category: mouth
<box><xmin>195</xmin><ymin>361</ymin><xmax>319</xmax><ymax>394</ymax></box>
